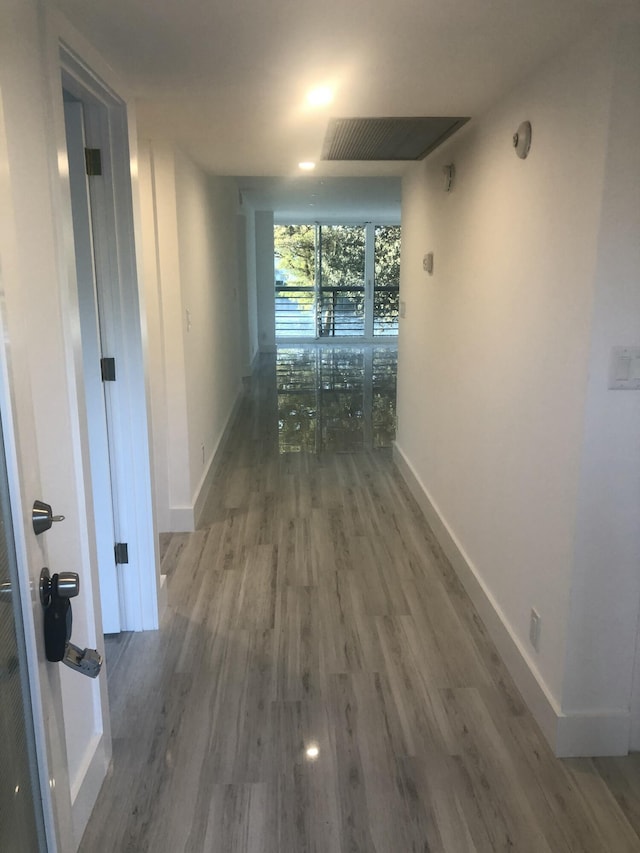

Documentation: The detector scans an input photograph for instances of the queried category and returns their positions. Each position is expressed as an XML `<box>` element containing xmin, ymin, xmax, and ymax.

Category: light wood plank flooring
<box><xmin>80</xmin><ymin>349</ymin><xmax>640</xmax><ymax>852</ymax></box>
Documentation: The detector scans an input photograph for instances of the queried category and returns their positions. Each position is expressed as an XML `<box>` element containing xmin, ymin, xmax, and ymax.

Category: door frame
<box><xmin>58</xmin><ymin>44</ymin><xmax>160</xmax><ymax>633</ymax></box>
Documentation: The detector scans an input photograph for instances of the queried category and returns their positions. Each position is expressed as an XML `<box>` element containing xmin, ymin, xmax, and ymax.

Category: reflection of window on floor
<box><xmin>276</xmin><ymin>345</ymin><xmax>397</xmax><ymax>453</ymax></box>
<box><xmin>274</xmin><ymin>224</ymin><xmax>400</xmax><ymax>340</ymax></box>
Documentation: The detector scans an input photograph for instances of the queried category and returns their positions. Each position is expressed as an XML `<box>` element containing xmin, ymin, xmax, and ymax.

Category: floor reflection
<box><xmin>276</xmin><ymin>345</ymin><xmax>397</xmax><ymax>453</ymax></box>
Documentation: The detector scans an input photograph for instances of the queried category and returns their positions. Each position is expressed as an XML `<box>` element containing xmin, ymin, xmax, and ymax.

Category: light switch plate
<box><xmin>609</xmin><ymin>347</ymin><xmax>640</xmax><ymax>390</ymax></box>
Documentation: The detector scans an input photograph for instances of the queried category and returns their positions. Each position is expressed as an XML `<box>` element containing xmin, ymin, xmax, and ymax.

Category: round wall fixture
<box><xmin>513</xmin><ymin>121</ymin><xmax>532</xmax><ymax>159</ymax></box>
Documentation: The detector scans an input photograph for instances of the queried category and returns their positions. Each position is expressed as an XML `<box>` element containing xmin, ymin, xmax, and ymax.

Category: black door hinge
<box><xmin>85</xmin><ymin>148</ymin><xmax>102</xmax><ymax>176</ymax></box>
<box><xmin>100</xmin><ymin>357</ymin><xmax>116</xmax><ymax>382</ymax></box>
<box><xmin>114</xmin><ymin>543</ymin><xmax>129</xmax><ymax>565</ymax></box>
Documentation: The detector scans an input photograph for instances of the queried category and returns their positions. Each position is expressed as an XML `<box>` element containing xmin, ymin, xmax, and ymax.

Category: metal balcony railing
<box><xmin>275</xmin><ymin>281</ymin><xmax>399</xmax><ymax>338</ymax></box>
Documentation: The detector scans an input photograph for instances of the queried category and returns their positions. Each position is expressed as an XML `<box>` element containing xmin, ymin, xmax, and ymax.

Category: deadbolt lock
<box><xmin>32</xmin><ymin>500</ymin><xmax>65</xmax><ymax>535</ymax></box>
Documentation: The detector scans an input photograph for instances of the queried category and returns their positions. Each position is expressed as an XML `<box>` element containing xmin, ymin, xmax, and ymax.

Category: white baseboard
<box><xmin>556</xmin><ymin>711</ymin><xmax>631</xmax><ymax>757</ymax></box>
<box><xmin>392</xmin><ymin>442</ymin><xmax>631</xmax><ymax>758</ymax></box>
<box><xmin>158</xmin><ymin>572</ymin><xmax>168</xmax><ymax>621</ymax></box>
<box><xmin>193</xmin><ymin>384</ymin><xmax>244</xmax><ymax>529</ymax></box>
<box><xmin>165</xmin><ymin>385</ymin><xmax>244</xmax><ymax>533</ymax></box>
<box><xmin>70</xmin><ymin>732</ymin><xmax>110</xmax><ymax>849</ymax></box>
<box><xmin>243</xmin><ymin>347</ymin><xmax>260</xmax><ymax>377</ymax></box>
<box><xmin>167</xmin><ymin>505</ymin><xmax>195</xmax><ymax>532</ymax></box>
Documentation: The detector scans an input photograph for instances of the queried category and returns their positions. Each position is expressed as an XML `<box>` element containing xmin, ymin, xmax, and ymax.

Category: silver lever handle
<box><xmin>32</xmin><ymin>500</ymin><xmax>65</xmax><ymax>535</ymax></box>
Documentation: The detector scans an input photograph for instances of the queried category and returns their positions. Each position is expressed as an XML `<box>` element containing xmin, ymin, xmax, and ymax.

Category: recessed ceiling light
<box><xmin>306</xmin><ymin>86</ymin><xmax>333</xmax><ymax>107</ymax></box>
<box><xmin>298</xmin><ymin>161</ymin><xmax>316</xmax><ymax>171</ymax></box>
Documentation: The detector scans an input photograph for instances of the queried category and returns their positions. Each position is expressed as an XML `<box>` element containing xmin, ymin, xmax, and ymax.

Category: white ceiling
<box><xmin>54</xmin><ymin>0</ymin><xmax>635</xmax><ymax>216</ymax></box>
<box><xmin>239</xmin><ymin>176</ymin><xmax>401</xmax><ymax>223</ymax></box>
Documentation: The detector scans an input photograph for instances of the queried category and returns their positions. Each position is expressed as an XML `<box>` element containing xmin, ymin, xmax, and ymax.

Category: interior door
<box><xmin>0</xmin><ymin>413</ymin><xmax>46</xmax><ymax>852</ymax></box>
<box><xmin>63</xmin><ymin>98</ymin><xmax>121</xmax><ymax>634</ymax></box>
<box><xmin>0</xmin><ymin>77</ymin><xmax>75</xmax><ymax>851</ymax></box>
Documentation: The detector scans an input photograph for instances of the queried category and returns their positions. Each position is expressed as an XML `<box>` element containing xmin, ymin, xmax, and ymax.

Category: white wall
<box><xmin>562</xmin><ymin>24</ymin><xmax>640</xmax><ymax>750</ymax></box>
<box><xmin>255</xmin><ymin>210</ymin><xmax>276</xmax><ymax>352</ymax></box>
<box><xmin>174</xmin><ymin>152</ymin><xmax>244</xmax><ymax>510</ymax></box>
<box><xmin>139</xmin><ymin>140</ymin><xmax>191</xmax><ymax>530</ymax></box>
<box><xmin>395</xmin><ymin>23</ymin><xmax>640</xmax><ymax>755</ymax></box>
<box><xmin>139</xmin><ymin>142</ymin><xmax>245</xmax><ymax>531</ymax></box>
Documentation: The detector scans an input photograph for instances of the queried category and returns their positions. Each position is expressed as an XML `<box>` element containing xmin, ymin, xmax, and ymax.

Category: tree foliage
<box><xmin>274</xmin><ymin>224</ymin><xmax>315</xmax><ymax>286</ymax></box>
<box><xmin>274</xmin><ymin>224</ymin><xmax>401</xmax><ymax>335</ymax></box>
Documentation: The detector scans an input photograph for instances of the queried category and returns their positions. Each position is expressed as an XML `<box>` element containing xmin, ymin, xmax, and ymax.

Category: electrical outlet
<box><xmin>529</xmin><ymin>608</ymin><xmax>541</xmax><ymax>651</ymax></box>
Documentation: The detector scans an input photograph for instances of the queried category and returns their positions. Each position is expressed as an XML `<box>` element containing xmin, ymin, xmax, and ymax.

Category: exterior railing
<box><xmin>275</xmin><ymin>281</ymin><xmax>399</xmax><ymax>338</ymax></box>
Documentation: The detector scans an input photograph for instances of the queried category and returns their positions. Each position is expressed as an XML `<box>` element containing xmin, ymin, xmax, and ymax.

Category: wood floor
<box><xmin>80</xmin><ymin>349</ymin><xmax>640</xmax><ymax>853</ymax></box>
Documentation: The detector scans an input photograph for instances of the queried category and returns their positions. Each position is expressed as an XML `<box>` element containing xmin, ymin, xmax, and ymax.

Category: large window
<box><xmin>274</xmin><ymin>223</ymin><xmax>400</xmax><ymax>339</ymax></box>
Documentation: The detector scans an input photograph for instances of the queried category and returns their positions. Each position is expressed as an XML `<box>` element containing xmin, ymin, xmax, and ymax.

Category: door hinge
<box><xmin>114</xmin><ymin>543</ymin><xmax>129</xmax><ymax>565</ymax></box>
<box><xmin>100</xmin><ymin>357</ymin><xmax>116</xmax><ymax>382</ymax></box>
<box><xmin>85</xmin><ymin>147</ymin><xmax>102</xmax><ymax>176</ymax></box>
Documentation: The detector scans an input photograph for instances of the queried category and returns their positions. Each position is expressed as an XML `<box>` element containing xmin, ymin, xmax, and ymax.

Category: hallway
<box><xmin>80</xmin><ymin>347</ymin><xmax>640</xmax><ymax>852</ymax></box>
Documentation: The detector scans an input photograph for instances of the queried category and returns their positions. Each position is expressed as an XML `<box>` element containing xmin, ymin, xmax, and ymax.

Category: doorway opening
<box><xmin>60</xmin><ymin>47</ymin><xmax>159</xmax><ymax>636</ymax></box>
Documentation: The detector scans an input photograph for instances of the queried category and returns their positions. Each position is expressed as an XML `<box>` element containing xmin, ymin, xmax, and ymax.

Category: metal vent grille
<box><xmin>322</xmin><ymin>116</ymin><xmax>469</xmax><ymax>161</ymax></box>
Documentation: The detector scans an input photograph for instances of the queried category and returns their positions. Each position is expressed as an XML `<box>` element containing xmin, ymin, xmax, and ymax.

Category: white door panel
<box><xmin>64</xmin><ymin>100</ymin><xmax>121</xmax><ymax>634</ymax></box>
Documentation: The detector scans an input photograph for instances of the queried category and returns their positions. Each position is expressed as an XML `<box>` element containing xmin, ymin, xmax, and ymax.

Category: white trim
<box><xmin>69</xmin><ymin>732</ymin><xmax>109</xmax><ymax>848</ymax></box>
<box><xmin>393</xmin><ymin>441</ymin><xmax>631</xmax><ymax>757</ymax></box>
<box><xmin>167</xmin><ymin>506</ymin><xmax>196</xmax><ymax>533</ymax></box>
<box><xmin>629</xmin><ymin>599</ymin><xmax>640</xmax><ymax>751</ymax></box>
<box><xmin>59</xmin><ymin>45</ymin><xmax>160</xmax><ymax>633</ymax></box>
<box><xmin>194</xmin><ymin>384</ymin><xmax>244</xmax><ymax>528</ymax></box>
<box><xmin>556</xmin><ymin>712</ymin><xmax>631</xmax><ymax>758</ymax></box>
<box><xmin>158</xmin><ymin>573</ymin><xmax>168</xmax><ymax>622</ymax></box>
<box><xmin>166</xmin><ymin>384</ymin><xmax>244</xmax><ymax>532</ymax></box>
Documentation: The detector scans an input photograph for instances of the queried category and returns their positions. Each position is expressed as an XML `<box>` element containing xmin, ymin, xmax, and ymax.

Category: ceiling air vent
<box><xmin>322</xmin><ymin>116</ymin><xmax>469</xmax><ymax>161</ymax></box>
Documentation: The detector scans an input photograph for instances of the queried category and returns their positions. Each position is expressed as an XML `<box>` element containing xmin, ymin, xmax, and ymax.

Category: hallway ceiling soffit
<box><xmin>54</xmin><ymin>0</ymin><xmax>632</xmax><ymax>179</ymax></box>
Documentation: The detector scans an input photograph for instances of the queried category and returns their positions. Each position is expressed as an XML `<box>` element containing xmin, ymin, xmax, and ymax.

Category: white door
<box><xmin>63</xmin><ymin>98</ymin><xmax>121</xmax><ymax>634</ymax></box>
<box><xmin>0</xmin><ymin>83</ymin><xmax>75</xmax><ymax>851</ymax></box>
<box><xmin>0</xmin><ymin>409</ymin><xmax>47</xmax><ymax>851</ymax></box>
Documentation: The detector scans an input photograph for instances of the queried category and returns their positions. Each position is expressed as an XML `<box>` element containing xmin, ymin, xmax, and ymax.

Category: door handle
<box><xmin>39</xmin><ymin>568</ymin><xmax>102</xmax><ymax>678</ymax></box>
